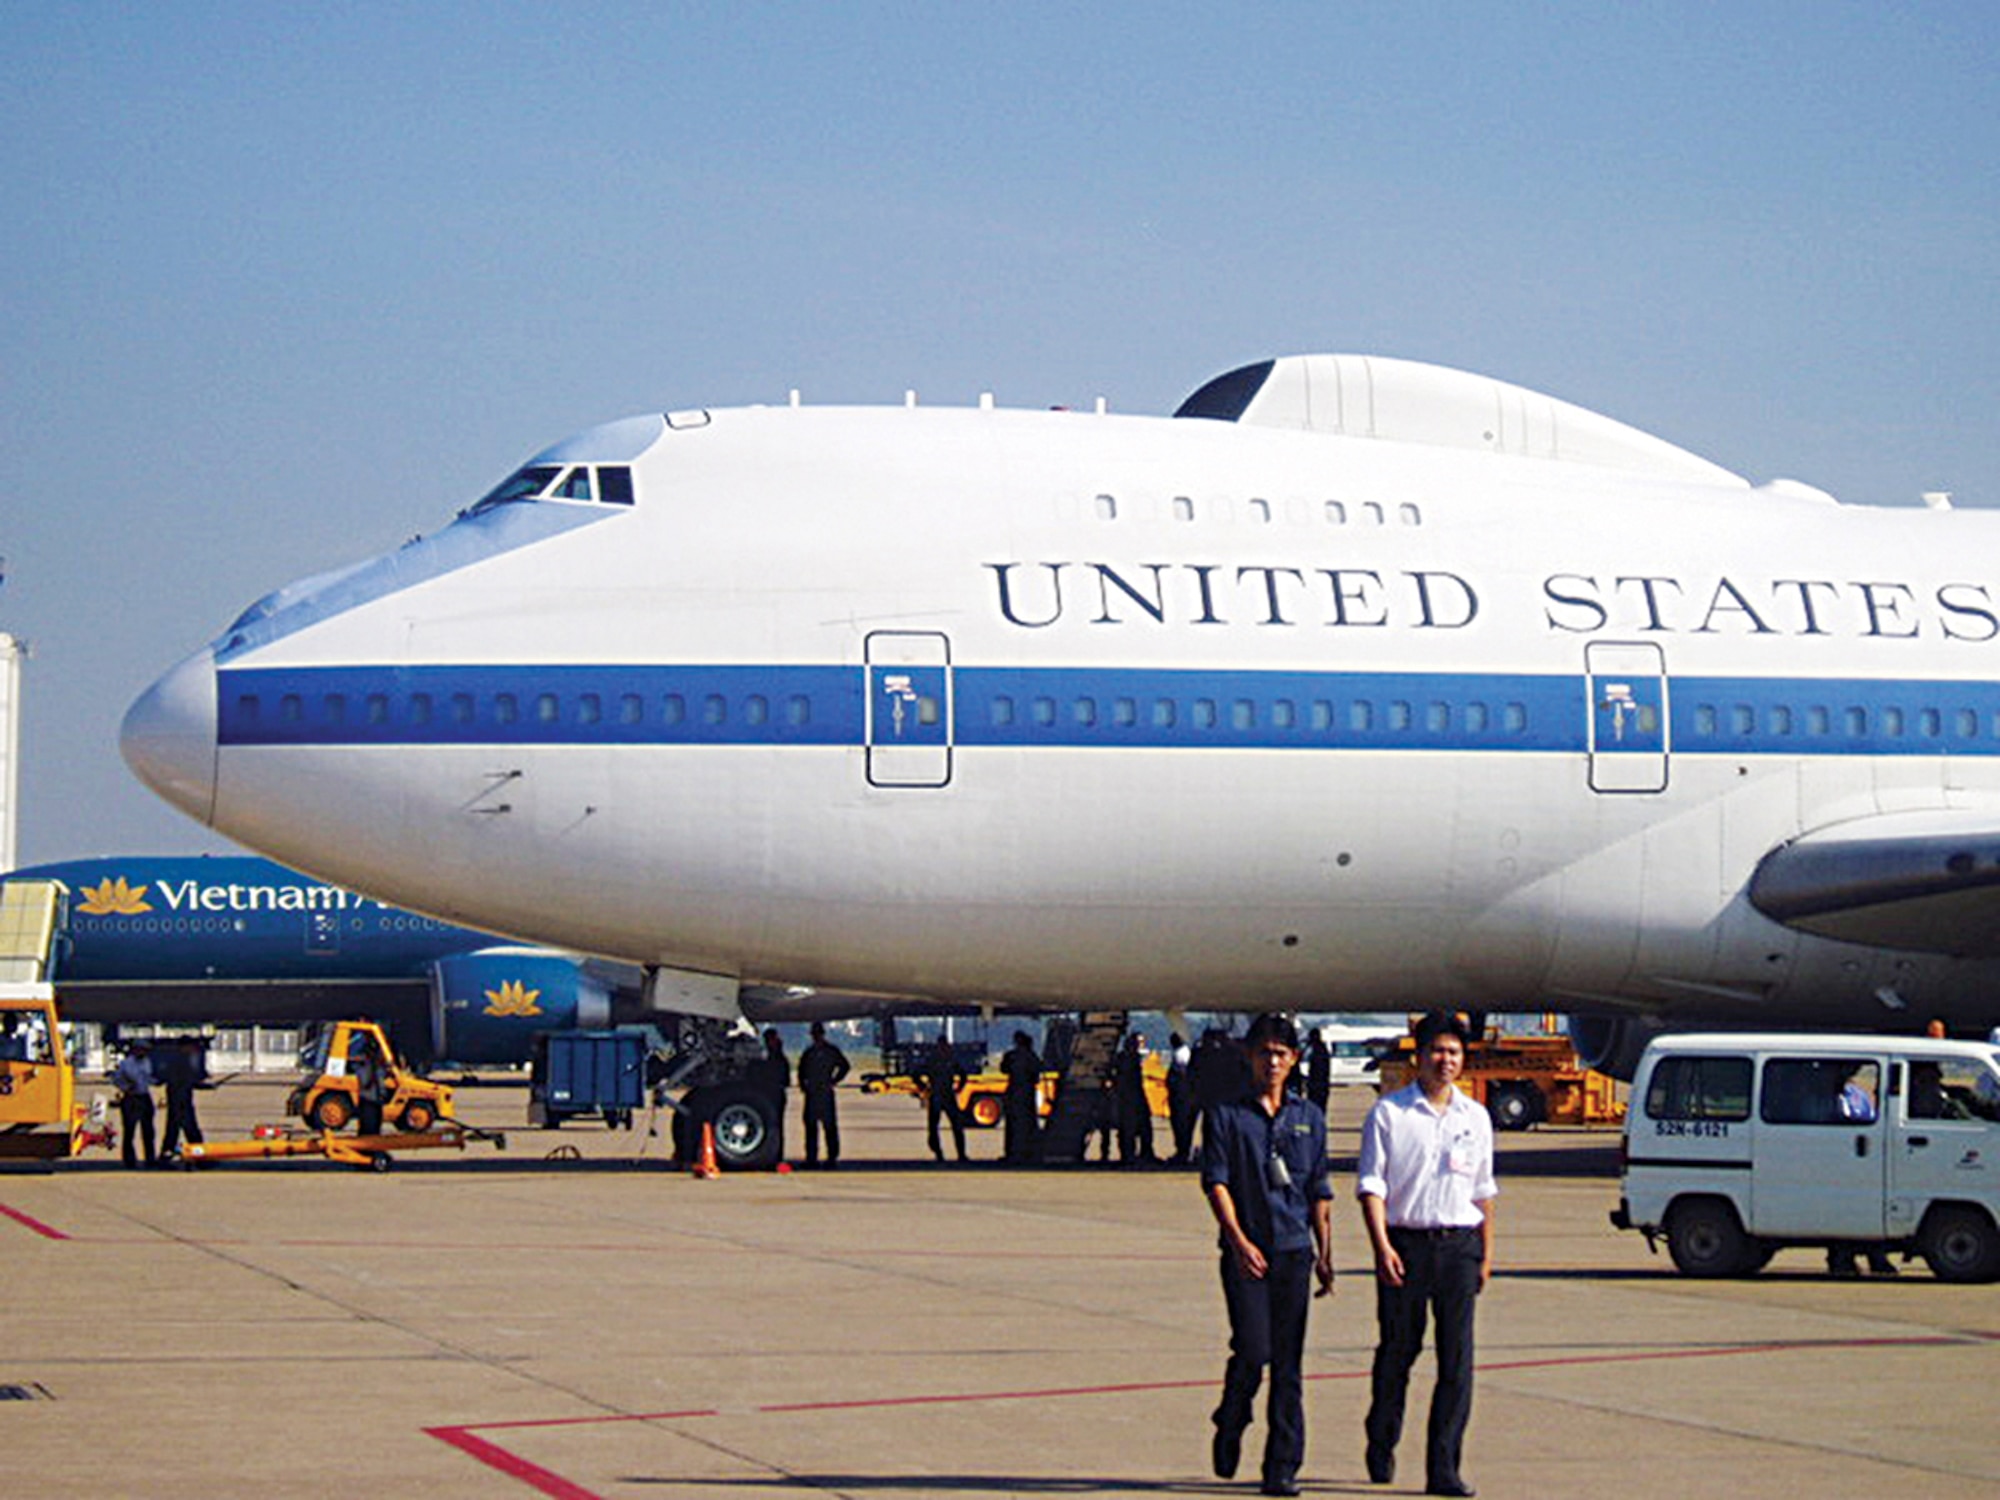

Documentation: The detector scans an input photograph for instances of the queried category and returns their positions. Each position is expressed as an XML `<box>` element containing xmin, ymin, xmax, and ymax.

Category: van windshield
<box><xmin>1907</xmin><ymin>1056</ymin><xmax>2000</xmax><ymax>1123</ymax></box>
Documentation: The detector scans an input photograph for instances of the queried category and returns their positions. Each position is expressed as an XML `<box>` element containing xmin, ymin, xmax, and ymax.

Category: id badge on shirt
<box><xmin>1444</xmin><ymin>1124</ymin><xmax>1479</xmax><ymax>1177</ymax></box>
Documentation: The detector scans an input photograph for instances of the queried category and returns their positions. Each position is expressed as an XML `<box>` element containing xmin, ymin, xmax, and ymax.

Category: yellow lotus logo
<box><xmin>78</xmin><ymin>877</ymin><xmax>152</xmax><ymax>916</ymax></box>
<box><xmin>483</xmin><ymin>980</ymin><xmax>543</xmax><ymax>1018</ymax></box>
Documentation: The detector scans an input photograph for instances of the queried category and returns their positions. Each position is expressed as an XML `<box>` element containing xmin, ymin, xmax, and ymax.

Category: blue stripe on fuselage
<box><xmin>214</xmin><ymin>663</ymin><xmax>2000</xmax><ymax>759</ymax></box>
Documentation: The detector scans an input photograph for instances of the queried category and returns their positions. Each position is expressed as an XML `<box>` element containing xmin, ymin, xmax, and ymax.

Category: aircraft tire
<box><xmin>1920</xmin><ymin>1205</ymin><xmax>2000</xmax><ymax>1283</ymax></box>
<box><xmin>1665</xmin><ymin>1196</ymin><xmax>1757</xmax><ymax>1277</ymax></box>
<box><xmin>693</xmin><ymin>1084</ymin><xmax>782</xmax><ymax>1172</ymax></box>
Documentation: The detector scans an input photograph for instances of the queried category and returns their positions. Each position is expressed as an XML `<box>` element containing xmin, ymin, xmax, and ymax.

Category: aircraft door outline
<box><xmin>864</xmin><ymin>631</ymin><xmax>952</xmax><ymax>788</ymax></box>
<box><xmin>1585</xmin><ymin>641</ymin><xmax>1669</xmax><ymax>794</ymax></box>
<box><xmin>306</xmin><ymin>909</ymin><xmax>341</xmax><ymax>956</ymax></box>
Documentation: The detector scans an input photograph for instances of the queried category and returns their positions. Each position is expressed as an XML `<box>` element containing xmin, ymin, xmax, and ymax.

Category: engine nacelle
<box><xmin>1567</xmin><ymin>1014</ymin><xmax>1675</xmax><ymax>1082</ymax></box>
<box><xmin>429</xmin><ymin>950</ymin><xmax>612</xmax><ymax>1067</ymax></box>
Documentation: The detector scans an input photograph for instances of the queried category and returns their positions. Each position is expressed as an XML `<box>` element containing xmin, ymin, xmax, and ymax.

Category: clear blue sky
<box><xmin>5</xmin><ymin>2</ymin><xmax>1998</xmax><ymax>864</ymax></box>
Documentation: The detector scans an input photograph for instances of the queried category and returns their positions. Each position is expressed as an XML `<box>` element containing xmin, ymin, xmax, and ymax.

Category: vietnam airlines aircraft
<box><xmin>4</xmin><ymin>855</ymin><xmax>955</xmax><ymax>1066</ymax></box>
<box><xmin>121</xmin><ymin>354</ymin><xmax>2000</xmax><ymax>1077</ymax></box>
<box><xmin>6</xmin><ymin>855</ymin><xmax>634</xmax><ymax>1064</ymax></box>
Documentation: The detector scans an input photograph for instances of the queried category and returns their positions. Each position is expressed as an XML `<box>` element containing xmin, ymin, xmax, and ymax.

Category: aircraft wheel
<box><xmin>1486</xmin><ymin>1083</ymin><xmax>1538</xmax><ymax>1132</ymax></box>
<box><xmin>698</xmin><ymin>1085</ymin><xmax>782</xmax><ymax>1172</ymax></box>
<box><xmin>1920</xmin><ymin>1205</ymin><xmax>2000</xmax><ymax>1283</ymax></box>
<box><xmin>398</xmin><ymin>1099</ymin><xmax>437</xmax><ymax>1134</ymax></box>
<box><xmin>966</xmin><ymin>1095</ymin><xmax>1003</xmax><ymax>1129</ymax></box>
<box><xmin>1665</xmin><ymin>1196</ymin><xmax>1757</xmax><ymax>1277</ymax></box>
<box><xmin>307</xmin><ymin>1092</ymin><xmax>352</xmax><ymax>1132</ymax></box>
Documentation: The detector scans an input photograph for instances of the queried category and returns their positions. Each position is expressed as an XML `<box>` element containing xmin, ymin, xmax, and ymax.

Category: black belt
<box><xmin>1389</xmin><ymin>1225</ymin><xmax>1479</xmax><ymax>1238</ymax></box>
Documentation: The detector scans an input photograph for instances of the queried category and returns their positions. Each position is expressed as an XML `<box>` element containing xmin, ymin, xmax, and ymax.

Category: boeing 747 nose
<box><xmin>120</xmin><ymin>648</ymin><xmax>219</xmax><ymax>828</ymax></box>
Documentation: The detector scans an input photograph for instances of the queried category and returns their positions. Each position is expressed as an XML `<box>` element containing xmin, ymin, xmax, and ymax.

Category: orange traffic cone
<box><xmin>691</xmin><ymin>1121</ymin><xmax>721</xmax><ymax>1179</ymax></box>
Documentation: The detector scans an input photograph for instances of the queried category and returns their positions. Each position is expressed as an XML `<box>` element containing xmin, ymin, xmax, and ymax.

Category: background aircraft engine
<box><xmin>1567</xmin><ymin>1014</ymin><xmax>1675</xmax><ymax>1082</ymax></box>
<box><xmin>429</xmin><ymin>952</ymin><xmax>612</xmax><ymax>1067</ymax></box>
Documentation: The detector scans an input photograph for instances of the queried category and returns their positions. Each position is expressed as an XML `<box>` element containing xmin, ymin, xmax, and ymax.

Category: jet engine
<box><xmin>428</xmin><ymin>950</ymin><xmax>613</xmax><ymax>1067</ymax></box>
<box><xmin>1566</xmin><ymin>1014</ymin><xmax>1675</xmax><ymax>1082</ymax></box>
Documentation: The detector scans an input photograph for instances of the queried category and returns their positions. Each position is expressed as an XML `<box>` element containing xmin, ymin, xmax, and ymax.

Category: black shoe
<box><xmin>1260</xmin><ymin>1478</ymin><xmax>1301</xmax><ymax>1497</ymax></box>
<box><xmin>1211</xmin><ymin>1427</ymin><xmax>1242</xmax><ymax>1480</ymax></box>
<box><xmin>1366</xmin><ymin>1444</ymin><xmax>1396</xmax><ymax>1484</ymax></box>
<box><xmin>1427</xmin><ymin>1479</ymin><xmax>1476</xmax><ymax>1497</ymax></box>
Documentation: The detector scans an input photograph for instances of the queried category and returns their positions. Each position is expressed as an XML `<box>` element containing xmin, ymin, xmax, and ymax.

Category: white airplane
<box><xmin>122</xmin><ymin>354</ymin><xmax>2000</xmax><ymax>1080</ymax></box>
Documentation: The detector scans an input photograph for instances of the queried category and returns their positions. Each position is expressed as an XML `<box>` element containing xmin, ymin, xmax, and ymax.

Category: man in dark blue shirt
<box><xmin>1202</xmin><ymin>1014</ymin><xmax>1336</xmax><ymax>1497</ymax></box>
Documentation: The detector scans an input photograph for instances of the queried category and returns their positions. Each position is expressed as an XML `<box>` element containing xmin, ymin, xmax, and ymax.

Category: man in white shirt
<box><xmin>1356</xmin><ymin>1012</ymin><xmax>1495</xmax><ymax>1498</ymax></box>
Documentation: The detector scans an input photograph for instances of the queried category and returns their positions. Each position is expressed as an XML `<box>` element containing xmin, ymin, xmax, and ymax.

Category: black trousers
<box><xmin>1003</xmin><ymin>1094</ymin><xmax>1038</xmax><ymax>1162</ymax></box>
<box><xmin>803</xmin><ymin>1090</ymin><xmax>840</xmax><ymax>1163</ymax></box>
<box><xmin>927</xmin><ymin>1093</ymin><xmax>966</xmax><ymax>1159</ymax></box>
<box><xmin>1215</xmin><ymin>1246</ymin><xmax>1313</xmax><ymax>1485</ymax></box>
<box><xmin>1367</xmin><ymin>1226</ymin><xmax>1482</xmax><ymax>1487</ymax></box>
<box><xmin>119</xmin><ymin>1093</ymin><xmax>155</xmax><ymax>1167</ymax></box>
<box><xmin>162</xmin><ymin>1087</ymin><xmax>203</xmax><ymax>1155</ymax></box>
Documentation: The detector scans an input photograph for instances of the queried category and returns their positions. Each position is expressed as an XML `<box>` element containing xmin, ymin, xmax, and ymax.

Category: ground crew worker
<box><xmin>924</xmin><ymin>1036</ymin><xmax>968</xmax><ymax>1162</ymax></box>
<box><xmin>1115</xmin><ymin>1032</ymin><xmax>1156</xmax><ymax>1163</ymax></box>
<box><xmin>353</xmin><ymin>1036</ymin><xmax>388</xmax><ymax>1135</ymax></box>
<box><xmin>999</xmin><ymin>1029</ymin><xmax>1042</xmax><ymax>1164</ymax></box>
<box><xmin>1302</xmin><ymin>1029</ymin><xmax>1332</xmax><ymax>1113</ymax></box>
<box><xmin>1202</xmin><ymin>1013</ymin><xmax>1335</xmax><ymax>1498</ymax></box>
<box><xmin>1357</xmin><ymin>1011</ymin><xmax>1495</xmax><ymax>1498</ymax></box>
<box><xmin>111</xmin><ymin>1040</ymin><xmax>156</xmax><ymax>1168</ymax></box>
<box><xmin>158</xmin><ymin>1037</ymin><xmax>207</xmax><ymax>1160</ymax></box>
<box><xmin>1167</xmin><ymin>1031</ymin><xmax>1197</xmax><ymax>1165</ymax></box>
<box><xmin>796</xmin><ymin>1021</ymin><xmax>850</xmax><ymax>1168</ymax></box>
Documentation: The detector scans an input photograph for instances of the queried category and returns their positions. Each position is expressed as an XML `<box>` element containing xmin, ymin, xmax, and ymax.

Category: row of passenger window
<box><xmin>1089</xmin><ymin>493</ymin><xmax>1424</xmax><ymax>527</ymax></box>
<box><xmin>987</xmin><ymin>694</ymin><xmax>1531</xmax><ymax>735</ymax></box>
<box><xmin>1685</xmin><ymin>702</ymin><xmax>1995</xmax><ymax>741</ymax></box>
<box><xmin>240</xmin><ymin>690</ymin><xmax>816</xmax><ymax>730</ymax></box>
<box><xmin>231</xmin><ymin>685</ymin><xmax>2000</xmax><ymax>746</ymax></box>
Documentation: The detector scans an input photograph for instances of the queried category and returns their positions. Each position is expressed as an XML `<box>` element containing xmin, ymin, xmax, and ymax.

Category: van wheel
<box><xmin>1920</xmin><ymin>1205</ymin><xmax>2000</xmax><ymax>1283</ymax></box>
<box><xmin>1487</xmin><ymin>1083</ymin><xmax>1537</xmax><ymax>1132</ymax></box>
<box><xmin>1665</xmin><ymin>1198</ymin><xmax>1757</xmax><ymax>1277</ymax></box>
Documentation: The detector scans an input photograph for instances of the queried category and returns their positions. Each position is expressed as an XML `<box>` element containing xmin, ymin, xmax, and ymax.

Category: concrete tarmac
<box><xmin>3</xmin><ymin>1080</ymin><xmax>1995</xmax><ymax>1498</ymax></box>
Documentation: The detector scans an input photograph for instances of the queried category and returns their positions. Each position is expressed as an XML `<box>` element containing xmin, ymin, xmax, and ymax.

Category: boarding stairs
<box><xmin>1037</xmin><ymin>1009</ymin><xmax>1128</xmax><ymax>1163</ymax></box>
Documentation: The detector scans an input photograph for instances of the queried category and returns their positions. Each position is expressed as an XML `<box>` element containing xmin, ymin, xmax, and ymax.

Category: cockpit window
<box><xmin>474</xmin><ymin>465</ymin><xmax>563</xmax><ymax>511</ymax></box>
<box><xmin>467</xmin><ymin>463</ymin><xmax>638</xmax><ymax>516</ymax></box>
<box><xmin>1174</xmin><ymin>360</ymin><xmax>1275</xmax><ymax>421</ymax></box>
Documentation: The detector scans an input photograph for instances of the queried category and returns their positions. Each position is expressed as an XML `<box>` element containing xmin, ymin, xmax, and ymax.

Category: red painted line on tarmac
<box><xmin>762</xmin><ymin>1375</ymin><xmax>1222</xmax><ymax>1413</ymax></box>
<box><xmin>423</xmin><ymin>1332</ymin><xmax>1995</xmax><ymax>1500</ymax></box>
<box><xmin>423</xmin><ymin>1426</ymin><xmax>609</xmax><ymax>1500</ymax></box>
<box><xmin>0</xmin><ymin>1202</ymin><xmax>69</xmax><ymax>1240</ymax></box>
<box><xmin>439</xmin><ymin>1407</ymin><xmax>721</xmax><ymax>1434</ymax></box>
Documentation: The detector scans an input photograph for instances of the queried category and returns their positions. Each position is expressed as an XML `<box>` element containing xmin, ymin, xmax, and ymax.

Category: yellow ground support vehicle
<box><xmin>287</xmin><ymin>1019</ymin><xmax>454</xmax><ymax>1133</ymax></box>
<box><xmin>862</xmin><ymin>1055</ymin><xmax>1169</xmax><ymax>1126</ymax></box>
<box><xmin>0</xmin><ymin>983</ymin><xmax>97</xmax><ymax>1160</ymax></box>
<box><xmin>1377</xmin><ymin>1023</ymin><xmax>1624</xmax><ymax>1131</ymax></box>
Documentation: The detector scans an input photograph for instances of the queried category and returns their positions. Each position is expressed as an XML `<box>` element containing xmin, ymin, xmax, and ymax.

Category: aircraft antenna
<box><xmin>1922</xmin><ymin>491</ymin><xmax>1953</xmax><ymax>510</ymax></box>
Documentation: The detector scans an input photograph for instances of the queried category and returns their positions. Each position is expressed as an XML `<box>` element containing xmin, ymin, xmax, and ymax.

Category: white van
<box><xmin>1312</xmin><ymin>1023</ymin><xmax>1401</xmax><ymax>1087</ymax></box>
<box><xmin>1612</xmin><ymin>1033</ymin><xmax>2000</xmax><ymax>1282</ymax></box>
